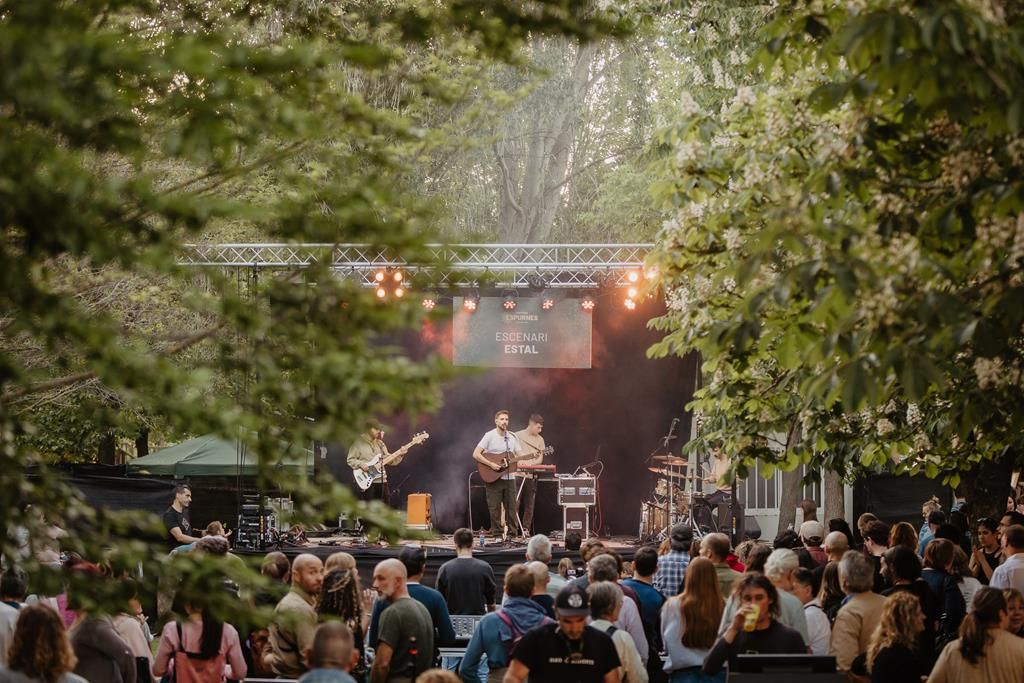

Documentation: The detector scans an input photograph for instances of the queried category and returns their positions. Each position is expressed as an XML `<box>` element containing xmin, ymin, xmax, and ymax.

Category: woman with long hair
<box><xmin>817</xmin><ymin>560</ymin><xmax>845</xmax><ymax>625</ymax></box>
<box><xmin>865</xmin><ymin>592</ymin><xmax>926</xmax><ymax>683</ymax></box>
<box><xmin>318</xmin><ymin>553</ymin><xmax>368</xmax><ymax>681</ymax></box>
<box><xmin>970</xmin><ymin>518</ymin><xmax>1002</xmax><ymax>585</ymax></box>
<box><xmin>951</xmin><ymin>547</ymin><xmax>982</xmax><ymax>614</ymax></box>
<box><xmin>660</xmin><ymin>557</ymin><xmax>725</xmax><ymax>682</ymax></box>
<box><xmin>927</xmin><ymin>587</ymin><xmax>1024</xmax><ymax>682</ymax></box>
<box><xmin>152</xmin><ymin>594</ymin><xmax>247</xmax><ymax>682</ymax></box>
<box><xmin>1002</xmin><ymin>588</ymin><xmax>1024</xmax><ymax>637</ymax></box>
<box><xmin>0</xmin><ymin>603</ymin><xmax>86</xmax><ymax>683</ymax></box>
<box><xmin>889</xmin><ymin>522</ymin><xmax>919</xmax><ymax>554</ymax></box>
<box><xmin>922</xmin><ymin>539</ymin><xmax>967</xmax><ymax>644</ymax></box>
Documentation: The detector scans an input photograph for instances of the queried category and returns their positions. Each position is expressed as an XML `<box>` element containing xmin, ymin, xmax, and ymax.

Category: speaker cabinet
<box><xmin>406</xmin><ymin>493</ymin><xmax>432</xmax><ymax>530</ymax></box>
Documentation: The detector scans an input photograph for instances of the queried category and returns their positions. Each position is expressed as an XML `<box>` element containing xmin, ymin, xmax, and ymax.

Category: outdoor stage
<box><xmin>235</xmin><ymin>532</ymin><xmax>641</xmax><ymax>588</ymax></box>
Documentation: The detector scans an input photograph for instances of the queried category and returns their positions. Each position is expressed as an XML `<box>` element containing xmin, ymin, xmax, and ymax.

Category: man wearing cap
<box><xmin>503</xmin><ymin>584</ymin><xmax>621</xmax><ymax>683</ymax></box>
<box><xmin>799</xmin><ymin>520</ymin><xmax>827</xmax><ymax>568</ymax></box>
<box><xmin>653</xmin><ymin>523</ymin><xmax>692</xmax><ymax>597</ymax></box>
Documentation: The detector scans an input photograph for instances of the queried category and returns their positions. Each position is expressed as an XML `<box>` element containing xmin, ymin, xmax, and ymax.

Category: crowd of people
<box><xmin>3</xmin><ymin>492</ymin><xmax>1024</xmax><ymax>682</ymax></box>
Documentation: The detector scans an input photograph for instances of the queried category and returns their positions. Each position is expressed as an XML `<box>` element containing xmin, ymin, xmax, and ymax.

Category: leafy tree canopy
<box><xmin>648</xmin><ymin>1</ymin><xmax>1024</xmax><ymax>509</ymax></box>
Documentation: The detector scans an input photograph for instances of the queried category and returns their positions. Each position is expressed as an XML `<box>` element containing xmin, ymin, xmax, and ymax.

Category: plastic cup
<box><xmin>743</xmin><ymin>604</ymin><xmax>760</xmax><ymax>632</ymax></box>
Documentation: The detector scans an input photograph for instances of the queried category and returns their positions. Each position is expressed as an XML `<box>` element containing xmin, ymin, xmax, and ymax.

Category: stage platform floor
<box><xmin>237</xmin><ymin>533</ymin><xmax>643</xmax><ymax>590</ymax></box>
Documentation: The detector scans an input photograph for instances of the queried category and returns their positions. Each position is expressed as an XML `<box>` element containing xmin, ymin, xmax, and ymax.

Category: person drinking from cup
<box><xmin>702</xmin><ymin>574</ymin><xmax>807</xmax><ymax>676</ymax></box>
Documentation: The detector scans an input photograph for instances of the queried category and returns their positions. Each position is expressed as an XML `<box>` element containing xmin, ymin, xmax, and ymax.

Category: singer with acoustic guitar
<box><xmin>472</xmin><ymin>409</ymin><xmax>523</xmax><ymax>539</ymax></box>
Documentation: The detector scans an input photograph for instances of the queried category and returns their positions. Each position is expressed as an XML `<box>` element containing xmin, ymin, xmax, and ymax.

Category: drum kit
<box><xmin>640</xmin><ymin>454</ymin><xmax>714</xmax><ymax>540</ymax></box>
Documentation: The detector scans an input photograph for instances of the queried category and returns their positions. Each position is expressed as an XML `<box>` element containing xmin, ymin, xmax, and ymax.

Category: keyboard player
<box><xmin>514</xmin><ymin>414</ymin><xmax>547</xmax><ymax>535</ymax></box>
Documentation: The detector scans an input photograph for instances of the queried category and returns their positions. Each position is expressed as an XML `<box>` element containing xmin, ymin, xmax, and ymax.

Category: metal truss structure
<box><xmin>180</xmin><ymin>243</ymin><xmax>654</xmax><ymax>289</ymax></box>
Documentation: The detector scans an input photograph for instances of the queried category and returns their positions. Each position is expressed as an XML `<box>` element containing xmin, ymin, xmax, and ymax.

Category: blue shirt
<box><xmin>298</xmin><ymin>669</ymin><xmax>357</xmax><ymax>683</ymax></box>
<box><xmin>621</xmin><ymin>578</ymin><xmax>666</xmax><ymax>648</ymax></box>
<box><xmin>368</xmin><ymin>583</ymin><xmax>456</xmax><ymax>647</ymax></box>
<box><xmin>653</xmin><ymin>550</ymin><xmax>689</xmax><ymax>597</ymax></box>
<box><xmin>918</xmin><ymin>523</ymin><xmax>934</xmax><ymax>556</ymax></box>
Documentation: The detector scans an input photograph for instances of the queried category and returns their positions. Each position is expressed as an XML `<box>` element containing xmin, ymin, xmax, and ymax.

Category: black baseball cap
<box><xmin>554</xmin><ymin>584</ymin><xmax>590</xmax><ymax>617</ymax></box>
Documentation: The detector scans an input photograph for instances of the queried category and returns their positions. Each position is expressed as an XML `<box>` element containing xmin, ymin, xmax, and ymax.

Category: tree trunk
<box><xmin>97</xmin><ymin>432</ymin><xmax>116</xmax><ymax>465</ymax></box>
<box><xmin>135</xmin><ymin>428</ymin><xmax>149</xmax><ymax>458</ymax></box>
<box><xmin>823</xmin><ymin>469</ymin><xmax>845</xmax><ymax>523</ymax></box>
<box><xmin>778</xmin><ymin>467</ymin><xmax>802</xmax><ymax>535</ymax></box>
<box><xmin>958</xmin><ymin>452</ymin><xmax>1015</xmax><ymax>523</ymax></box>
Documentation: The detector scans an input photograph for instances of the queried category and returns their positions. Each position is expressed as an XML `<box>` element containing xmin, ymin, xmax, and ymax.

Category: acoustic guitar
<box><xmin>476</xmin><ymin>445</ymin><xmax>554</xmax><ymax>484</ymax></box>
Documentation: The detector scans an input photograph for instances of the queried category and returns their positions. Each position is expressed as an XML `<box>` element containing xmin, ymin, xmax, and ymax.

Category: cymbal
<box><xmin>652</xmin><ymin>455</ymin><xmax>688</xmax><ymax>466</ymax></box>
<box><xmin>648</xmin><ymin>467</ymin><xmax>699</xmax><ymax>479</ymax></box>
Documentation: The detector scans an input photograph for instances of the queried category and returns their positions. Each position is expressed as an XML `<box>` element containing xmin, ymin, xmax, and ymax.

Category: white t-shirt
<box><xmin>476</xmin><ymin>429</ymin><xmax>521</xmax><ymax>480</ymax></box>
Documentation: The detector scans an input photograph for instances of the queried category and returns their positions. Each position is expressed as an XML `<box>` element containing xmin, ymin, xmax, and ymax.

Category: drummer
<box><xmin>703</xmin><ymin>441</ymin><xmax>734</xmax><ymax>507</ymax></box>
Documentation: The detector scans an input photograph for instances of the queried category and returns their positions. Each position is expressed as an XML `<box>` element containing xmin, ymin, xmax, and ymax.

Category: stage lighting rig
<box><xmin>541</xmin><ymin>297</ymin><xmax>555</xmax><ymax>311</ymax></box>
<box><xmin>421</xmin><ymin>293</ymin><xmax>438</xmax><ymax>310</ymax></box>
<box><xmin>580</xmin><ymin>294</ymin><xmax>596</xmax><ymax>312</ymax></box>
<box><xmin>502</xmin><ymin>291</ymin><xmax>518</xmax><ymax>311</ymax></box>
<box><xmin>624</xmin><ymin>297</ymin><xmax>636</xmax><ymax>310</ymax></box>
<box><xmin>463</xmin><ymin>290</ymin><xmax>480</xmax><ymax>312</ymax></box>
<box><xmin>372</xmin><ymin>268</ymin><xmax>405</xmax><ymax>299</ymax></box>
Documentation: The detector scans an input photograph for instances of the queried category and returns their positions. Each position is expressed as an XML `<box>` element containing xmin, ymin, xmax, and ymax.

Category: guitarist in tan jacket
<box><xmin>348</xmin><ymin>425</ymin><xmax>406</xmax><ymax>503</ymax></box>
<box><xmin>473</xmin><ymin>410</ymin><xmax>522</xmax><ymax>539</ymax></box>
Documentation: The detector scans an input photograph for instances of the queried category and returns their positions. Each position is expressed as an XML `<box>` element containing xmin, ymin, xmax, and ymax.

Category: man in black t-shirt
<box><xmin>162</xmin><ymin>484</ymin><xmax>201</xmax><ymax>552</ymax></box>
<box><xmin>504</xmin><ymin>584</ymin><xmax>621</xmax><ymax>683</ymax></box>
<box><xmin>436</xmin><ymin>527</ymin><xmax>496</xmax><ymax>615</ymax></box>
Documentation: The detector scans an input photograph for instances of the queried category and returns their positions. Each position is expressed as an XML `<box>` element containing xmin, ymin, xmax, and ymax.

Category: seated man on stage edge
<box><xmin>472</xmin><ymin>410</ymin><xmax>522</xmax><ymax>539</ymax></box>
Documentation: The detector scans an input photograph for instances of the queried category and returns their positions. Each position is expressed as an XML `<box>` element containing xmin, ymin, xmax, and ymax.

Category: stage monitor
<box><xmin>452</xmin><ymin>296</ymin><xmax>592</xmax><ymax>369</ymax></box>
<box><xmin>732</xmin><ymin>654</ymin><xmax>836</xmax><ymax>674</ymax></box>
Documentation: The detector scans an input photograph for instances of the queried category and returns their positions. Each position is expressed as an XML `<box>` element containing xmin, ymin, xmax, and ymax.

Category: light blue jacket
<box><xmin>458</xmin><ymin>598</ymin><xmax>551</xmax><ymax>683</ymax></box>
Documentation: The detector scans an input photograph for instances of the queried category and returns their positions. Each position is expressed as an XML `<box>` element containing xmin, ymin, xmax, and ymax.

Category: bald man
<box><xmin>267</xmin><ymin>553</ymin><xmax>324</xmax><ymax>677</ymax></box>
<box><xmin>527</xmin><ymin>560</ymin><xmax>555</xmax><ymax>618</ymax></box>
<box><xmin>370</xmin><ymin>559</ymin><xmax>434</xmax><ymax>683</ymax></box>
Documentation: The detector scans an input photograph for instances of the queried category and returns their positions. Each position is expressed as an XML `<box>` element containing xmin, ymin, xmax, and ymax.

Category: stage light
<box><xmin>421</xmin><ymin>294</ymin><xmax>437</xmax><ymax>310</ymax></box>
<box><xmin>374</xmin><ymin>270</ymin><xmax>386</xmax><ymax>283</ymax></box>
<box><xmin>624</xmin><ymin>297</ymin><xmax>636</xmax><ymax>310</ymax></box>
<box><xmin>541</xmin><ymin>297</ymin><xmax>555</xmax><ymax>311</ymax></box>
<box><xmin>580</xmin><ymin>295</ymin><xmax>596</xmax><ymax>312</ymax></box>
<box><xmin>393</xmin><ymin>270</ymin><xmax>404</xmax><ymax>283</ymax></box>
<box><xmin>502</xmin><ymin>292</ymin><xmax>518</xmax><ymax>311</ymax></box>
<box><xmin>375</xmin><ymin>286</ymin><xmax>387</xmax><ymax>299</ymax></box>
<box><xmin>463</xmin><ymin>291</ymin><xmax>480</xmax><ymax>312</ymax></box>
<box><xmin>627</xmin><ymin>270</ymin><xmax>640</xmax><ymax>283</ymax></box>
<box><xmin>627</xmin><ymin>286</ymin><xmax>639</xmax><ymax>299</ymax></box>
<box><xmin>394</xmin><ymin>287</ymin><xmax>404</xmax><ymax>298</ymax></box>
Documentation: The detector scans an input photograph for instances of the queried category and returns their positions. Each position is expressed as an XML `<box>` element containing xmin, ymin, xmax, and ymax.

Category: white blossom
<box><xmin>675</xmin><ymin>139</ymin><xmax>703</xmax><ymax>167</ymax></box>
<box><xmin>722</xmin><ymin>277</ymin><xmax>737</xmax><ymax>292</ymax></box>
<box><xmin>679</xmin><ymin>90</ymin><xmax>702</xmax><ymax>117</ymax></box>
<box><xmin>912</xmin><ymin>432</ymin><xmax>932</xmax><ymax>452</ymax></box>
<box><xmin>690</xmin><ymin>67</ymin><xmax>706</xmax><ymax>87</ymax></box>
<box><xmin>973</xmin><ymin>356</ymin><xmax>1022</xmax><ymax>389</ymax></box>
<box><xmin>876</xmin><ymin>418</ymin><xmax>895</xmax><ymax>437</ymax></box>
<box><xmin>711</xmin><ymin>58</ymin><xmax>725</xmax><ymax>89</ymax></box>
<box><xmin>906</xmin><ymin>403</ymin><xmax>922</xmax><ymax>427</ymax></box>
<box><xmin>731</xmin><ymin>86</ymin><xmax>756</xmax><ymax>110</ymax></box>
<box><xmin>724</xmin><ymin>228</ymin><xmax>744</xmax><ymax>251</ymax></box>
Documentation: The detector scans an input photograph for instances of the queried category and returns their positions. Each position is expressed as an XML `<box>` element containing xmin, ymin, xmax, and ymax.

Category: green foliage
<box><xmin>649</xmin><ymin>1</ymin><xmax>1024</xmax><ymax>485</ymax></box>
<box><xmin>0</xmin><ymin>0</ymin><xmax>622</xmax><ymax>620</ymax></box>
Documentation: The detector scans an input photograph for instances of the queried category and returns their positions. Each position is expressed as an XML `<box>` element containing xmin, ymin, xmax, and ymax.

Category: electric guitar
<box><xmin>353</xmin><ymin>432</ymin><xmax>429</xmax><ymax>491</ymax></box>
<box><xmin>476</xmin><ymin>445</ymin><xmax>554</xmax><ymax>484</ymax></box>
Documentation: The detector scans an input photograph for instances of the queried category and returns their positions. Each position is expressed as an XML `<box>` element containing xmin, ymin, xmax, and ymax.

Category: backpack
<box><xmin>169</xmin><ymin>622</ymin><xmax>226</xmax><ymax>683</ymax></box>
<box><xmin>496</xmin><ymin>610</ymin><xmax>552</xmax><ymax>662</ymax></box>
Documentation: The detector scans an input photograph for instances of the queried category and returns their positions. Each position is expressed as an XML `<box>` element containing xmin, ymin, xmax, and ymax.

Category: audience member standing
<box><xmin>970</xmin><ymin>518</ymin><xmax>1002</xmax><ymax>585</ymax></box>
<box><xmin>436</xmin><ymin>528</ymin><xmax>496</xmax><ymax>615</ymax></box>
<box><xmin>792</xmin><ymin>568</ymin><xmax>830</xmax><ymax>656</ymax></box>
<box><xmin>922</xmin><ymin>539</ymin><xmax>967</xmax><ymax>644</ymax></box>
<box><xmin>621</xmin><ymin>546</ymin><xmax>668</xmax><ymax>682</ymax></box>
<box><xmin>503</xmin><ymin>584</ymin><xmax>621</xmax><ymax>683</ymax></box>
<box><xmin>369</xmin><ymin>559</ymin><xmax>434</xmax><ymax>683</ymax></box>
<box><xmin>0</xmin><ymin>567</ymin><xmax>27</xmax><ymax>666</ymax></box>
<box><xmin>698</xmin><ymin>534</ymin><xmax>741</xmax><ymax>600</ymax></box>
<box><xmin>927</xmin><ymin>587</ymin><xmax>1024</xmax><ymax>683</ymax></box>
<box><xmin>153</xmin><ymin>595</ymin><xmax>247</xmax><ymax>682</ymax></box>
<box><xmin>865</xmin><ymin>591</ymin><xmax>927</xmax><ymax>683</ymax></box>
<box><xmin>660</xmin><ymin>557</ymin><xmax>724</xmax><ymax>682</ymax></box>
<box><xmin>524</xmin><ymin>534</ymin><xmax>567</xmax><ymax>598</ymax></box>
<box><xmin>588</xmin><ymin>554</ymin><xmax>649</xmax><ymax>664</ymax></box>
<box><xmin>719</xmin><ymin>549</ymin><xmax>809</xmax><ymax>645</ymax></box>
<box><xmin>319</xmin><ymin>553</ymin><xmax>369</xmax><ymax>682</ymax></box>
<box><xmin>1002</xmin><ymin>588</ymin><xmax>1024</xmax><ymax>637</ymax></box>
<box><xmin>920</xmin><ymin>510</ymin><xmax>946</xmax><ymax>557</ymax></box>
<box><xmin>990</xmin><ymin>525</ymin><xmax>1024</xmax><ymax>593</ymax></box>
<box><xmin>702</xmin><ymin>574</ymin><xmax>806</xmax><ymax>676</ymax></box>
<box><xmin>369</xmin><ymin>547</ymin><xmax>455</xmax><ymax>648</ymax></box>
<box><xmin>952</xmin><ymin>548</ymin><xmax>982</xmax><ymax>613</ymax></box>
<box><xmin>589</xmin><ymin>582</ymin><xmax>648</xmax><ymax>683</ymax></box>
<box><xmin>459</xmin><ymin>565</ymin><xmax>552</xmax><ymax>683</ymax></box>
<box><xmin>0</xmin><ymin>603</ymin><xmax>87</xmax><ymax>683</ymax></box>
<box><xmin>799</xmin><ymin>521</ymin><xmax>827</xmax><ymax>568</ymax></box>
<box><xmin>267</xmin><ymin>553</ymin><xmax>324</xmax><ymax>678</ymax></box>
<box><xmin>881</xmin><ymin>545</ymin><xmax>938</xmax><ymax>669</ymax></box>
<box><xmin>817</xmin><ymin>561</ymin><xmax>845</xmax><ymax>625</ymax></box>
<box><xmin>831</xmin><ymin>551</ymin><xmax>886</xmax><ymax>672</ymax></box>
<box><xmin>889</xmin><ymin>522</ymin><xmax>919</xmax><ymax>554</ymax></box>
<box><xmin>654</xmin><ymin>525</ymin><xmax>692</xmax><ymax>598</ymax></box>
<box><xmin>864</xmin><ymin>521</ymin><xmax>893</xmax><ymax>593</ymax></box>
<box><xmin>65</xmin><ymin>563</ymin><xmax>136</xmax><ymax>683</ymax></box>
<box><xmin>525</xmin><ymin>562</ymin><xmax>555</xmax><ymax>618</ymax></box>
<box><xmin>299</xmin><ymin>622</ymin><xmax>358</xmax><ymax>683</ymax></box>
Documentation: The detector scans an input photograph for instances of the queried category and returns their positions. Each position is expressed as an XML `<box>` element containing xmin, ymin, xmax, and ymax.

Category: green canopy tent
<box><xmin>126</xmin><ymin>434</ymin><xmax>313</xmax><ymax>477</ymax></box>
